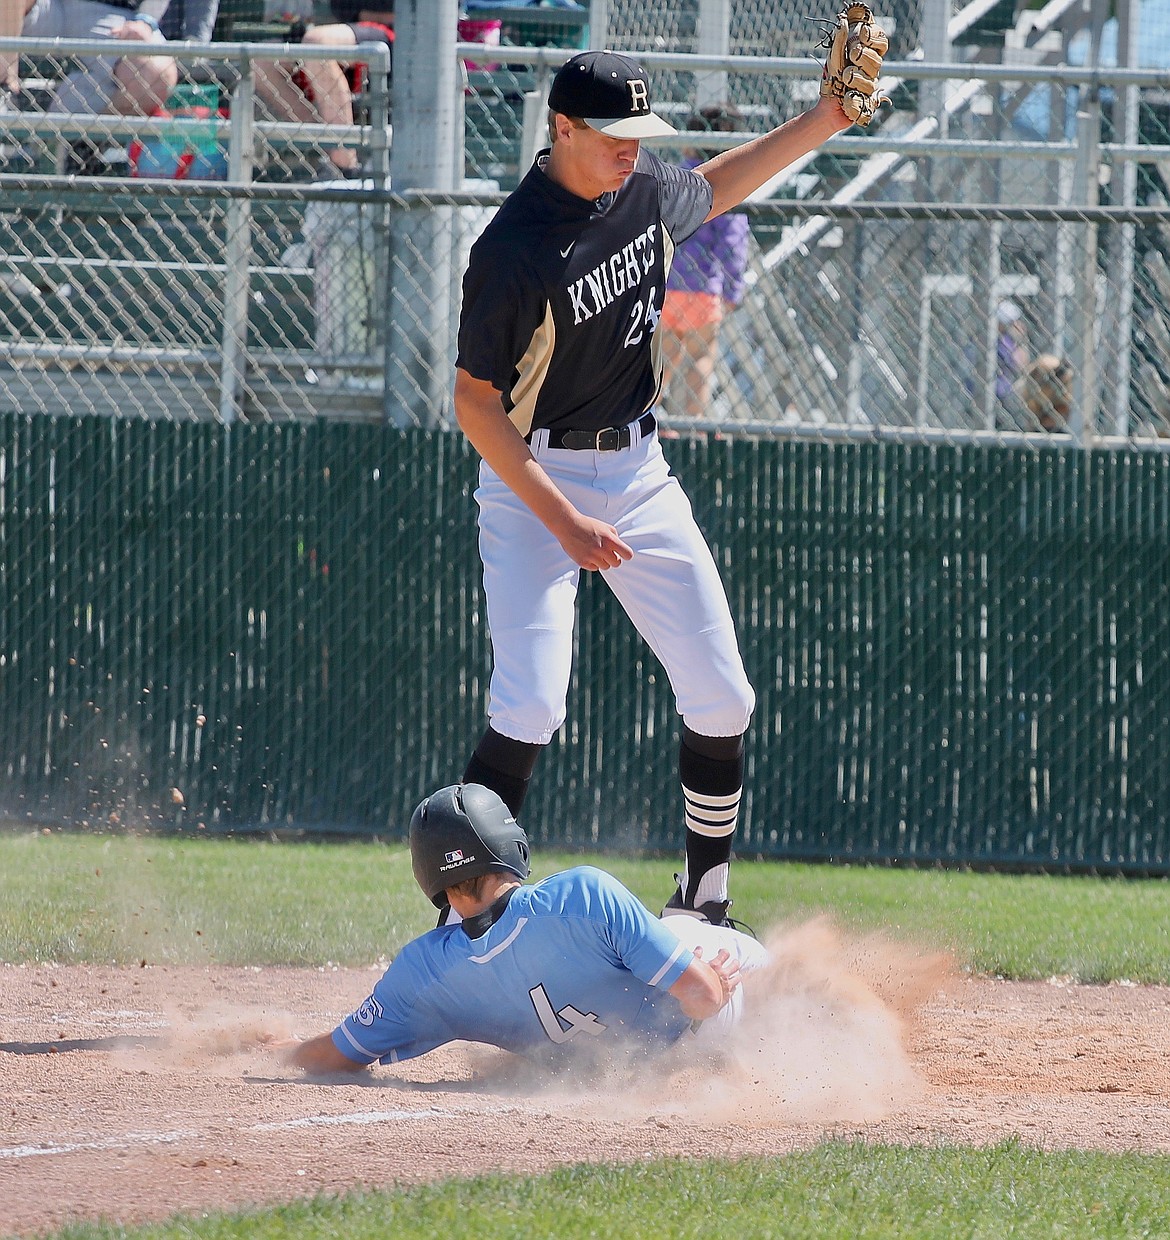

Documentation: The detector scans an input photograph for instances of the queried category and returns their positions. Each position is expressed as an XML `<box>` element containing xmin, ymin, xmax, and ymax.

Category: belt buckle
<box><xmin>596</xmin><ymin>426</ymin><xmax>621</xmax><ymax>451</ymax></box>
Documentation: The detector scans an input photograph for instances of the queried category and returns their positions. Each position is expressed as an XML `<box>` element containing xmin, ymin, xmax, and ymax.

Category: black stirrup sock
<box><xmin>677</xmin><ymin>726</ymin><xmax>746</xmax><ymax>907</ymax></box>
<box><xmin>462</xmin><ymin>727</ymin><xmax>543</xmax><ymax>818</ymax></box>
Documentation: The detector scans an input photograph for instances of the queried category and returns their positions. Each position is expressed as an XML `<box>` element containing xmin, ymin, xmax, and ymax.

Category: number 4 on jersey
<box><xmin>529</xmin><ymin>984</ymin><xmax>608</xmax><ymax>1044</ymax></box>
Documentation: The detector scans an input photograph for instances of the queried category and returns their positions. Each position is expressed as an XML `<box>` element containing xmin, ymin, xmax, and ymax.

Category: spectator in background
<box><xmin>659</xmin><ymin>103</ymin><xmax>751</xmax><ymax>424</ymax></box>
<box><xmin>144</xmin><ymin>0</ymin><xmax>220</xmax><ymax>43</ymax></box>
<box><xmin>994</xmin><ymin>299</ymin><xmax>1029</xmax><ymax>404</ymax></box>
<box><xmin>964</xmin><ymin>298</ymin><xmax>1032</xmax><ymax>427</ymax></box>
<box><xmin>253</xmin><ymin>4</ymin><xmax>503</xmax><ymax>180</ymax></box>
<box><xmin>253</xmin><ymin>0</ymin><xmax>394</xmax><ymax>178</ymax></box>
<box><xmin>3</xmin><ymin>0</ymin><xmax>179</xmax><ymax>143</ymax></box>
<box><xmin>1014</xmin><ymin>353</ymin><xmax>1073</xmax><ymax>432</ymax></box>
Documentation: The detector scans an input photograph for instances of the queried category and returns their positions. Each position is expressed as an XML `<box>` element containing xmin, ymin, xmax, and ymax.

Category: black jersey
<box><xmin>456</xmin><ymin>146</ymin><xmax>713</xmax><ymax>435</ymax></box>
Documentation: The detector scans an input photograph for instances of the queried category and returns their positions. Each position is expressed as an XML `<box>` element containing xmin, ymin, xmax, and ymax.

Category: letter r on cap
<box><xmin>628</xmin><ymin>79</ymin><xmax>649</xmax><ymax>113</ymax></box>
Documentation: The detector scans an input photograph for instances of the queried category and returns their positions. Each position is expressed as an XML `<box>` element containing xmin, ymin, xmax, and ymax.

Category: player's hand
<box><xmin>694</xmin><ymin>946</ymin><xmax>742</xmax><ymax>1007</ymax></box>
<box><xmin>556</xmin><ymin>514</ymin><xmax>633</xmax><ymax>572</ymax></box>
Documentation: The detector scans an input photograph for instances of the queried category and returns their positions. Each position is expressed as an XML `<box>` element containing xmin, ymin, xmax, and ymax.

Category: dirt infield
<box><xmin>3</xmin><ymin>924</ymin><xmax>1170</xmax><ymax>1238</ymax></box>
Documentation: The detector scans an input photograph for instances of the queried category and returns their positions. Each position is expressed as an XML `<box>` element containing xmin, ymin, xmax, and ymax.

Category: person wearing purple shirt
<box><xmin>994</xmin><ymin>299</ymin><xmax>1028</xmax><ymax>403</ymax></box>
<box><xmin>660</xmin><ymin>103</ymin><xmax>752</xmax><ymax>422</ymax></box>
<box><xmin>961</xmin><ymin>299</ymin><xmax>1034</xmax><ymax>427</ymax></box>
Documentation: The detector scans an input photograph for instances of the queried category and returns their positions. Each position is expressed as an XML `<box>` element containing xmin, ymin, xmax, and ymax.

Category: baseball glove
<box><xmin>818</xmin><ymin>4</ymin><xmax>890</xmax><ymax>126</ymax></box>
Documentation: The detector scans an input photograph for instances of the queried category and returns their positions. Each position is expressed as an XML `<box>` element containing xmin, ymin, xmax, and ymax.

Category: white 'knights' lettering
<box><xmin>635</xmin><ymin>228</ymin><xmax>655</xmax><ymax>274</ymax></box>
<box><xmin>566</xmin><ymin>224</ymin><xmax>659</xmax><ymax>325</ymax></box>
<box><xmin>622</xmin><ymin>245</ymin><xmax>642</xmax><ymax>289</ymax></box>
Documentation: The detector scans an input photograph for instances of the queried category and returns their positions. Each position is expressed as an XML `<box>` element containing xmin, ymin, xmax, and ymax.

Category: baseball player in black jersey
<box><xmin>454</xmin><ymin>48</ymin><xmax>877</xmax><ymax>926</ymax></box>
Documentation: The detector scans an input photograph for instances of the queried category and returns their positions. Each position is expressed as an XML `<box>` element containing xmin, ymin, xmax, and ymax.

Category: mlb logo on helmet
<box><xmin>439</xmin><ymin>848</ymin><xmax>475</xmax><ymax>873</ymax></box>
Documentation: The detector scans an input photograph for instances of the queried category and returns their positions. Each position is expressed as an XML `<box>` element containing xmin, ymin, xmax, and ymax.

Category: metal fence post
<box><xmin>1054</xmin><ymin>142</ymin><xmax>1074</xmax><ymax>353</ymax></box>
<box><xmin>1070</xmin><ymin>104</ymin><xmax>1101</xmax><ymax>444</ymax></box>
<box><xmin>589</xmin><ymin>0</ymin><xmax>608</xmax><ymax>49</ymax></box>
<box><xmin>921</xmin><ymin>0</ymin><xmax>951</xmax><ymax>138</ymax></box>
<box><xmin>367</xmin><ymin>46</ymin><xmax>392</xmax><ymax>359</ymax></box>
<box><xmin>218</xmin><ymin>55</ymin><xmax>256</xmax><ymax>426</ymax></box>
<box><xmin>385</xmin><ymin>0</ymin><xmax>460</xmax><ymax>429</ymax></box>
<box><xmin>696</xmin><ymin>0</ymin><xmax>731</xmax><ymax>111</ymax></box>
<box><xmin>847</xmin><ymin>220</ymin><xmax>864</xmax><ymax>422</ymax></box>
<box><xmin>1107</xmin><ymin>0</ymin><xmax>1141</xmax><ymax>437</ymax></box>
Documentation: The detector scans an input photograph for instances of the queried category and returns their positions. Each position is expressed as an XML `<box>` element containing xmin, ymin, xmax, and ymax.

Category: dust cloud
<box><xmin>514</xmin><ymin>916</ymin><xmax>954</xmax><ymax>1128</ymax></box>
<box><xmin>107</xmin><ymin>1002</ymin><xmax>301</xmax><ymax>1076</ymax></box>
<box><xmin>675</xmin><ymin>916</ymin><xmax>954</xmax><ymax>1125</ymax></box>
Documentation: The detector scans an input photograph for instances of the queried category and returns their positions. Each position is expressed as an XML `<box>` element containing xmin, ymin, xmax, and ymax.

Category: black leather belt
<box><xmin>536</xmin><ymin>410</ymin><xmax>656</xmax><ymax>452</ymax></box>
<box><xmin>103</xmin><ymin>0</ymin><xmax>142</xmax><ymax>10</ymax></box>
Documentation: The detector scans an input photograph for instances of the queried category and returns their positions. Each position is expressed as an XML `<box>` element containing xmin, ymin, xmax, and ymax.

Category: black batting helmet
<box><xmin>409</xmin><ymin>783</ymin><xmax>531</xmax><ymax>908</ymax></box>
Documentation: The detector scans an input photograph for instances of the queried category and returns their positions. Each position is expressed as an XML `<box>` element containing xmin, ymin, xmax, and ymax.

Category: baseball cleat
<box><xmin>662</xmin><ymin>882</ymin><xmax>757</xmax><ymax>938</ymax></box>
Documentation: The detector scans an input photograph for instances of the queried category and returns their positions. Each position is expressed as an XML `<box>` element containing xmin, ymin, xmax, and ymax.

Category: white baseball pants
<box><xmin>474</xmin><ymin>424</ymin><xmax>755</xmax><ymax>746</ymax></box>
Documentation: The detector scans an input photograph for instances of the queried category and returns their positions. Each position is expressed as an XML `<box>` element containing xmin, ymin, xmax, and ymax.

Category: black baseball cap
<box><xmin>548</xmin><ymin>50</ymin><xmax>676</xmax><ymax>139</ymax></box>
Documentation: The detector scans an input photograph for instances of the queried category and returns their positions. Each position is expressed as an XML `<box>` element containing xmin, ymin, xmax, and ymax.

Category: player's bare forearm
<box><xmin>285</xmin><ymin>1032</ymin><xmax>367</xmax><ymax>1075</ymax></box>
<box><xmin>454</xmin><ymin>368</ymin><xmax>633</xmax><ymax>571</ymax></box>
<box><xmin>697</xmin><ymin>97</ymin><xmax>849</xmax><ymax>220</ymax></box>
<box><xmin>454</xmin><ymin>369</ymin><xmax>581</xmax><ymax>530</ymax></box>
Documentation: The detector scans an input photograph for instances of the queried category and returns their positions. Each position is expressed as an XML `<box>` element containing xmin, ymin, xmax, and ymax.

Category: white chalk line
<box><xmin>1</xmin><ymin>1108</ymin><xmax>460</xmax><ymax>1161</ymax></box>
<box><xmin>0</xmin><ymin>1129</ymin><xmax>198</xmax><ymax>1160</ymax></box>
<box><xmin>251</xmin><ymin>1107</ymin><xmax>454</xmax><ymax>1131</ymax></box>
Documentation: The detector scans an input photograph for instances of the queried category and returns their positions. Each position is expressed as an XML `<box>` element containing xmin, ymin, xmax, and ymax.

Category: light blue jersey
<box><xmin>333</xmin><ymin>867</ymin><xmax>695</xmax><ymax>1066</ymax></box>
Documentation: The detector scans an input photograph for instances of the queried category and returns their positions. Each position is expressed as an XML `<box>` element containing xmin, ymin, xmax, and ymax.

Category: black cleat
<box><xmin>662</xmin><ymin>880</ymin><xmax>756</xmax><ymax>938</ymax></box>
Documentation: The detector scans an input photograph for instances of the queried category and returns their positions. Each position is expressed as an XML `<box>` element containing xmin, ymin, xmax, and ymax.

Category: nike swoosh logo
<box><xmin>560</xmin><ymin>243</ymin><xmax>575</xmax><ymax>258</ymax></box>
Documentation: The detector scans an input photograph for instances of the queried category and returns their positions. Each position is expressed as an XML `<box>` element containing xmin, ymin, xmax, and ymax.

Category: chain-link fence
<box><xmin>2</xmin><ymin>35</ymin><xmax>391</xmax><ymax>422</ymax></box>
<box><xmin>2</xmin><ymin>415</ymin><xmax>1168</xmax><ymax>869</ymax></box>
<box><xmin>3</xmin><ymin>31</ymin><xmax>1167</xmax><ymax>438</ymax></box>
<box><xmin>3</xmin><ymin>12</ymin><xmax>1170</xmax><ymax>865</ymax></box>
<box><xmin>459</xmin><ymin>47</ymin><xmax>1170</xmax><ymax>442</ymax></box>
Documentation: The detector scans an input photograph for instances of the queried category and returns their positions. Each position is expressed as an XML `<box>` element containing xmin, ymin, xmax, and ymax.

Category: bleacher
<box><xmin>462</xmin><ymin>3</ymin><xmax>590</xmax><ymax>188</ymax></box>
<box><xmin>0</xmin><ymin>4</ymin><xmax>589</xmax><ymax>412</ymax></box>
<box><xmin>8</xmin><ymin>2</ymin><xmax>1161</xmax><ymax>429</ymax></box>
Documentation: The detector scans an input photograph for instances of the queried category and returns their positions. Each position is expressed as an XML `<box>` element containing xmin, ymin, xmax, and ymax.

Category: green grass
<box><xmin>34</xmin><ymin>1144</ymin><xmax>1170</xmax><ymax>1239</ymax></box>
<box><xmin>0</xmin><ymin>829</ymin><xmax>422</xmax><ymax>967</ymax></box>
<box><xmin>1</xmin><ymin>829</ymin><xmax>1167</xmax><ymax>981</ymax></box>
